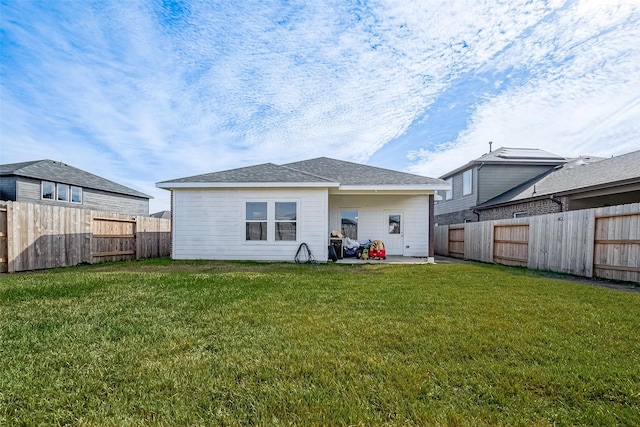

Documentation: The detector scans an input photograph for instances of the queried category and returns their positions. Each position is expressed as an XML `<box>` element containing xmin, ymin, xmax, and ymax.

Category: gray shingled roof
<box><xmin>158</xmin><ymin>157</ymin><xmax>445</xmax><ymax>187</ymax></box>
<box><xmin>158</xmin><ymin>162</ymin><xmax>336</xmax><ymax>184</ymax></box>
<box><xmin>476</xmin><ymin>150</ymin><xmax>640</xmax><ymax>208</ymax></box>
<box><xmin>283</xmin><ymin>157</ymin><xmax>444</xmax><ymax>185</ymax></box>
<box><xmin>440</xmin><ymin>147</ymin><xmax>567</xmax><ymax>178</ymax></box>
<box><xmin>1</xmin><ymin>160</ymin><xmax>151</xmax><ymax>199</ymax></box>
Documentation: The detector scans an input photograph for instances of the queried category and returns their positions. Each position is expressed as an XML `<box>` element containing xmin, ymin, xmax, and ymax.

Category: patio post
<box><xmin>428</xmin><ymin>193</ymin><xmax>435</xmax><ymax>263</ymax></box>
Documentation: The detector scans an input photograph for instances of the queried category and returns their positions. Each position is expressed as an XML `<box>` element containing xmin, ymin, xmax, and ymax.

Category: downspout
<box><xmin>472</xmin><ymin>209</ymin><xmax>480</xmax><ymax>222</ymax></box>
<box><xmin>550</xmin><ymin>195</ymin><xmax>563</xmax><ymax>212</ymax></box>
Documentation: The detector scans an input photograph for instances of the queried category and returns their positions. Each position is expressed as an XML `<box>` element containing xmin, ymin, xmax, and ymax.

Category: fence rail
<box><xmin>435</xmin><ymin>202</ymin><xmax>639</xmax><ymax>283</ymax></box>
<box><xmin>0</xmin><ymin>201</ymin><xmax>171</xmax><ymax>273</ymax></box>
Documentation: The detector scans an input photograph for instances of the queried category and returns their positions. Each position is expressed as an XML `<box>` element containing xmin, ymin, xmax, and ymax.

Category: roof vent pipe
<box><xmin>489</xmin><ymin>141</ymin><xmax>493</xmax><ymax>152</ymax></box>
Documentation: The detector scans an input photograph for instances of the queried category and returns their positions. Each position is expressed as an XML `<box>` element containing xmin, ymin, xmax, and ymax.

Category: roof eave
<box><xmin>439</xmin><ymin>160</ymin><xmax>567</xmax><ymax>179</ymax></box>
<box><xmin>475</xmin><ymin>177</ymin><xmax>640</xmax><ymax>210</ymax></box>
<box><xmin>156</xmin><ymin>181</ymin><xmax>340</xmax><ymax>189</ymax></box>
<box><xmin>339</xmin><ymin>184</ymin><xmax>450</xmax><ymax>191</ymax></box>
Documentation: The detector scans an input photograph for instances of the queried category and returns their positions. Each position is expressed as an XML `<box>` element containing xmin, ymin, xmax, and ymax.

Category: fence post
<box><xmin>6</xmin><ymin>201</ymin><xmax>15</xmax><ymax>273</ymax></box>
<box><xmin>135</xmin><ymin>217</ymin><xmax>141</xmax><ymax>261</ymax></box>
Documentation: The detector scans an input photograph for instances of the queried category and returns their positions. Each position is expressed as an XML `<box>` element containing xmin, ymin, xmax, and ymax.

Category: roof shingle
<box><xmin>1</xmin><ymin>160</ymin><xmax>151</xmax><ymax>199</ymax></box>
<box><xmin>476</xmin><ymin>150</ymin><xmax>640</xmax><ymax>208</ymax></box>
<box><xmin>158</xmin><ymin>157</ymin><xmax>445</xmax><ymax>187</ymax></box>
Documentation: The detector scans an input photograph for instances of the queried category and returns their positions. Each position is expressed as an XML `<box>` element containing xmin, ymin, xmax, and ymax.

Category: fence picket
<box><xmin>0</xmin><ymin>201</ymin><xmax>171</xmax><ymax>273</ymax></box>
<box><xmin>435</xmin><ymin>202</ymin><xmax>639</xmax><ymax>282</ymax></box>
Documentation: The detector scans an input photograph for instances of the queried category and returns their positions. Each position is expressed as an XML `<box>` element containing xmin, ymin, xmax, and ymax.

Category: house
<box><xmin>150</xmin><ymin>210</ymin><xmax>172</xmax><ymax>219</ymax></box>
<box><xmin>0</xmin><ymin>159</ymin><xmax>151</xmax><ymax>216</ymax></box>
<box><xmin>474</xmin><ymin>150</ymin><xmax>640</xmax><ymax>220</ymax></box>
<box><xmin>156</xmin><ymin>157</ymin><xmax>449</xmax><ymax>262</ymax></box>
<box><xmin>434</xmin><ymin>147</ymin><xmax>567</xmax><ymax>225</ymax></box>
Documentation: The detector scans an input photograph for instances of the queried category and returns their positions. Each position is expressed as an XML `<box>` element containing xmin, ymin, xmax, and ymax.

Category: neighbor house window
<box><xmin>57</xmin><ymin>183</ymin><xmax>69</xmax><ymax>202</ymax></box>
<box><xmin>71</xmin><ymin>186</ymin><xmax>82</xmax><ymax>203</ymax></box>
<box><xmin>513</xmin><ymin>212</ymin><xmax>527</xmax><ymax>218</ymax></box>
<box><xmin>275</xmin><ymin>202</ymin><xmax>297</xmax><ymax>241</ymax></box>
<box><xmin>246</xmin><ymin>202</ymin><xmax>267</xmax><ymax>241</ymax></box>
<box><xmin>463</xmin><ymin>169</ymin><xmax>472</xmax><ymax>196</ymax></box>
<box><xmin>445</xmin><ymin>177</ymin><xmax>453</xmax><ymax>200</ymax></box>
<box><xmin>42</xmin><ymin>181</ymin><xmax>55</xmax><ymax>200</ymax></box>
<box><xmin>341</xmin><ymin>210</ymin><xmax>358</xmax><ymax>240</ymax></box>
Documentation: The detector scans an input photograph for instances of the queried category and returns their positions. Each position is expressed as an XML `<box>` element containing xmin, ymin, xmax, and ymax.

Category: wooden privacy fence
<box><xmin>435</xmin><ymin>202</ymin><xmax>640</xmax><ymax>283</ymax></box>
<box><xmin>0</xmin><ymin>201</ymin><xmax>171</xmax><ymax>273</ymax></box>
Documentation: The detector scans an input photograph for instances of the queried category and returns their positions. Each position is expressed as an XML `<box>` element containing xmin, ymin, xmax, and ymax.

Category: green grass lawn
<box><xmin>1</xmin><ymin>259</ymin><xmax>639</xmax><ymax>426</ymax></box>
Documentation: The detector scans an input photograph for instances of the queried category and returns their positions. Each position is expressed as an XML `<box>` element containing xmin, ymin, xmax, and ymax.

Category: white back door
<box><xmin>385</xmin><ymin>212</ymin><xmax>404</xmax><ymax>255</ymax></box>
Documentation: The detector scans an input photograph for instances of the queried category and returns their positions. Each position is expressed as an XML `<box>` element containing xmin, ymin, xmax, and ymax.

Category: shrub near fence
<box><xmin>0</xmin><ymin>201</ymin><xmax>171</xmax><ymax>273</ymax></box>
<box><xmin>435</xmin><ymin>202</ymin><xmax>640</xmax><ymax>283</ymax></box>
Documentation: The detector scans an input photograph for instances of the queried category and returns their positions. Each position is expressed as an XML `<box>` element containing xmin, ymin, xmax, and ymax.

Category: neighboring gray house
<box><xmin>0</xmin><ymin>159</ymin><xmax>151</xmax><ymax>216</ymax></box>
<box><xmin>435</xmin><ymin>147</ymin><xmax>567</xmax><ymax>225</ymax></box>
<box><xmin>474</xmin><ymin>150</ymin><xmax>640</xmax><ymax>220</ymax></box>
<box><xmin>157</xmin><ymin>157</ymin><xmax>449</xmax><ymax>262</ymax></box>
<box><xmin>150</xmin><ymin>210</ymin><xmax>172</xmax><ymax>219</ymax></box>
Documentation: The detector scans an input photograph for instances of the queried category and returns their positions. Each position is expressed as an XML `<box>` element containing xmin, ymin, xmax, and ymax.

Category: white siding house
<box><xmin>172</xmin><ymin>188</ymin><xmax>328</xmax><ymax>261</ymax></box>
<box><xmin>157</xmin><ymin>158</ymin><xmax>449</xmax><ymax>262</ymax></box>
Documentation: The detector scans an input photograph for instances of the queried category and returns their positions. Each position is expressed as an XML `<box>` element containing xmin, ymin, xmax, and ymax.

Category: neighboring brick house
<box><xmin>474</xmin><ymin>150</ymin><xmax>640</xmax><ymax>220</ymax></box>
<box><xmin>0</xmin><ymin>159</ymin><xmax>151</xmax><ymax>216</ymax></box>
<box><xmin>434</xmin><ymin>147</ymin><xmax>568</xmax><ymax>225</ymax></box>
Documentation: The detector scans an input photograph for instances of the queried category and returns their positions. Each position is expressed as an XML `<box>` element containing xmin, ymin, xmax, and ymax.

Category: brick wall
<box><xmin>436</xmin><ymin>197</ymin><xmax>569</xmax><ymax>225</ymax></box>
<box><xmin>435</xmin><ymin>209</ymin><xmax>478</xmax><ymax>225</ymax></box>
<box><xmin>478</xmin><ymin>197</ymin><xmax>566</xmax><ymax>221</ymax></box>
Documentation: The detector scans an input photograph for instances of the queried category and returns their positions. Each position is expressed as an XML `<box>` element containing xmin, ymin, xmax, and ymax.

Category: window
<box><xmin>246</xmin><ymin>202</ymin><xmax>267</xmax><ymax>240</ymax></box>
<box><xmin>275</xmin><ymin>202</ymin><xmax>297</xmax><ymax>241</ymax></box>
<box><xmin>42</xmin><ymin>181</ymin><xmax>55</xmax><ymax>200</ymax></box>
<box><xmin>513</xmin><ymin>212</ymin><xmax>527</xmax><ymax>218</ymax></box>
<box><xmin>445</xmin><ymin>177</ymin><xmax>453</xmax><ymax>200</ymax></box>
<box><xmin>462</xmin><ymin>169</ymin><xmax>472</xmax><ymax>196</ymax></box>
<box><xmin>57</xmin><ymin>183</ymin><xmax>69</xmax><ymax>202</ymax></box>
<box><xmin>71</xmin><ymin>186</ymin><xmax>82</xmax><ymax>203</ymax></box>
<box><xmin>388</xmin><ymin>214</ymin><xmax>401</xmax><ymax>234</ymax></box>
<box><xmin>341</xmin><ymin>210</ymin><xmax>358</xmax><ymax>240</ymax></box>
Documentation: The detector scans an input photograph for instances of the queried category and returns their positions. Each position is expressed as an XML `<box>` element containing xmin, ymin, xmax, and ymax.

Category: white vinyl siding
<box><xmin>172</xmin><ymin>188</ymin><xmax>328</xmax><ymax>261</ymax></box>
<box><xmin>329</xmin><ymin>194</ymin><xmax>430</xmax><ymax>257</ymax></box>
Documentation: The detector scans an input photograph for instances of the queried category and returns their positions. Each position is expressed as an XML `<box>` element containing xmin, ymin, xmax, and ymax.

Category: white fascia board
<box><xmin>339</xmin><ymin>183</ymin><xmax>451</xmax><ymax>192</ymax></box>
<box><xmin>156</xmin><ymin>181</ymin><xmax>339</xmax><ymax>189</ymax></box>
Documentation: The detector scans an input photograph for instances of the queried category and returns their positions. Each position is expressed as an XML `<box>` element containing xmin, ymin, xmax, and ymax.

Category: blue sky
<box><xmin>1</xmin><ymin>0</ymin><xmax>639</xmax><ymax>213</ymax></box>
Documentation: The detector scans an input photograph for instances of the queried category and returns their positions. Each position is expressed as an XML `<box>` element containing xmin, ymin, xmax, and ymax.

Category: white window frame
<box><xmin>340</xmin><ymin>209</ymin><xmax>359</xmax><ymax>240</ymax></box>
<box><xmin>71</xmin><ymin>186</ymin><xmax>83</xmax><ymax>204</ymax></box>
<box><xmin>244</xmin><ymin>200</ymin><xmax>299</xmax><ymax>243</ymax></box>
<box><xmin>57</xmin><ymin>183</ymin><xmax>70</xmax><ymax>202</ymax></box>
<box><xmin>245</xmin><ymin>201</ymin><xmax>268</xmax><ymax>241</ymax></box>
<box><xmin>275</xmin><ymin>201</ymin><xmax>297</xmax><ymax>241</ymax></box>
<box><xmin>42</xmin><ymin>181</ymin><xmax>55</xmax><ymax>200</ymax></box>
<box><xmin>462</xmin><ymin>169</ymin><xmax>472</xmax><ymax>196</ymax></box>
<box><xmin>513</xmin><ymin>211</ymin><xmax>527</xmax><ymax>218</ymax></box>
<box><xmin>445</xmin><ymin>177</ymin><xmax>453</xmax><ymax>200</ymax></box>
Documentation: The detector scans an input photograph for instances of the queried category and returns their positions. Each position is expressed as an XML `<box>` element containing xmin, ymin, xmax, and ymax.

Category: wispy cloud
<box><xmin>1</xmin><ymin>0</ymin><xmax>639</xmax><ymax>211</ymax></box>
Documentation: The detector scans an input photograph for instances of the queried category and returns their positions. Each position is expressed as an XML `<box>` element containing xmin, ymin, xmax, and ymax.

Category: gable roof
<box><xmin>440</xmin><ymin>147</ymin><xmax>567</xmax><ymax>178</ymax></box>
<box><xmin>150</xmin><ymin>210</ymin><xmax>172</xmax><ymax>219</ymax></box>
<box><xmin>158</xmin><ymin>162</ymin><xmax>336</xmax><ymax>186</ymax></box>
<box><xmin>157</xmin><ymin>157</ymin><xmax>447</xmax><ymax>190</ymax></box>
<box><xmin>476</xmin><ymin>150</ymin><xmax>640</xmax><ymax>209</ymax></box>
<box><xmin>1</xmin><ymin>160</ymin><xmax>151</xmax><ymax>199</ymax></box>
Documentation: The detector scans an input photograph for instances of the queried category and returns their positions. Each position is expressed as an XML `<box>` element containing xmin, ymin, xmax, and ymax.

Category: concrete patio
<box><xmin>335</xmin><ymin>255</ymin><xmax>434</xmax><ymax>264</ymax></box>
